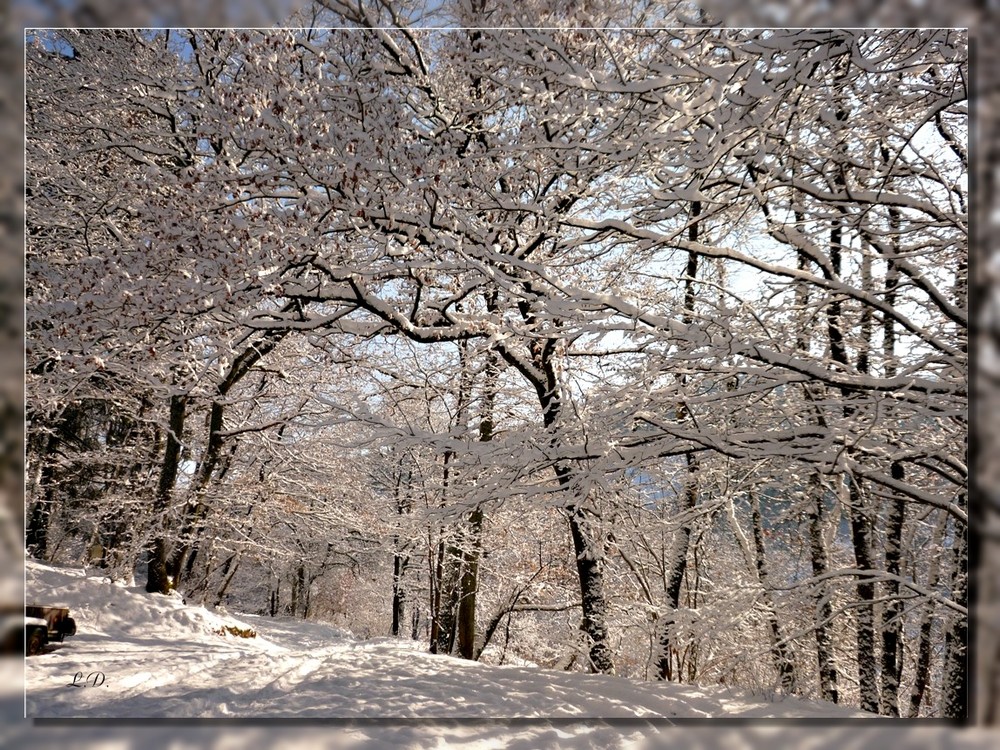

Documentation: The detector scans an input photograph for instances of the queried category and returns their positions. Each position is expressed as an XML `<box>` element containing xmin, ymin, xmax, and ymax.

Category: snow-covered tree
<box><xmin>25</xmin><ymin>12</ymin><xmax>966</xmax><ymax>716</ymax></box>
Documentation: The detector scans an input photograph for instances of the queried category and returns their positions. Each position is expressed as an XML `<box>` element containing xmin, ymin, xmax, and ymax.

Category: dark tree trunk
<box><xmin>289</xmin><ymin>563</ymin><xmax>307</xmax><ymax>618</ymax></box>
<box><xmin>828</xmin><ymin>198</ymin><xmax>879</xmax><ymax>713</ymax></box>
<box><xmin>848</xmin><ymin>476</ymin><xmax>880</xmax><ymax>714</ymax></box>
<box><xmin>880</xmin><ymin>238</ymin><xmax>904</xmax><ymax>716</ymax></box>
<box><xmin>808</xmin><ymin>475</ymin><xmax>839</xmax><ymax>704</ymax></box>
<box><xmin>411</xmin><ymin>603</ymin><xmax>421</xmax><ymax>640</ymax></box>
<box><xmin>909</xmin><ymin>606</ymin><xmax>936</xmax><ymax>718</ymax></box>
<box><xmin>429</xmin><ymin>535</ymin><xmax>441</xmax><ymax>650</ymax></box>
<box><xmin>26</xmin><ymin>456</ymin><xmax>56</xmax><ymax>559</ymax></box>
<box><xmin>657</xmin><ymin>202</ymin><xmax>701</xmax><ymax>682</ymax></box>
<box><xmin>170</xmin><ymin>330</ymin><xmax>288</xmax><ymax>589</ymax></box>
<box><xmin>168</xmin><ymin>399</ymin><xmax>224</xmax><ymax>586</ymax></box>
<box><xmin>27</xmin><ymin>407</ymin><xmax>82</xmax><ymax>559</ymax></box>
<box><xmin>457</xmin><ymin>505</ymin><xmax>484</xmax><ymax>659</ymax></box>
<box><xmin>429</xmin><ymin>335</ymin><xmax>474</xmax><ymax>656</ymax></box>
<box><xmin>566</xmin><ymin>502</ymin><xmax>614</xmax><ymax>674</ymax></box>
<box><xmin>498</xmin><ymin>316</ymin><xmax>616</xmax><ymax>674</ymax></box>
<box><xmin>432</xmin><ymin>538</ymin><xmax>461</xmax><ymax>655</ymax></box>
<box><xmin>146</xmin><ymin>393</ymin><xmax>187</xmax><ymax>595</ymax></box>
<box><xmin>908</xmin><ymin>513</ymin><xmax>946</xmax><ymax>717</ymax></box>
<box><xmin>941</xmin><ymin>503</ymin><xmax>968</xmax><ymax>720</ymax></box>
<box><xmin>391</xmin><ymin>459</ymin><xmax>412</xmax><ymax>638</ymax></box>
<box><xmin>212</xmin><ymin>553</ymin><xmax>240</xmax><ymax>608</ymax></box>
<box><xmin>391</xmin><ymin>551</ymin><xmax>409</xmax><ymax>637</ymax></box>
<box><xmin>880</xmin><ymin>463</ymin><xmax>906</xmax><ymax>716</ymax></box>
<box><xmin>429</xmin><ymin>442</ymin><xmax>462</xmax><ymax>656</ymax></box>
<box><xmin>750</xmin><ymin>491</ymin><xmax>798</xmax><ymax>693</ymax></box>
<box><xmin>656</xmin><ymin>451</ymin><xmax>698</xmax><ymax>681</ymax></box>
<box><xmin>457</xmin><ymin>355</ymin><xmax>496</xmax><ymax>659</ymax></box>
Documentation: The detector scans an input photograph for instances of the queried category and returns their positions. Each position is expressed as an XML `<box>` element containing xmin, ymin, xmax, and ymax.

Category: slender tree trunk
<box><xmin>290</xmin><ymin>563</ymin><xmax>307</xmax><ymax>618</ymax></box>
<box><xmin>169</xmin><ymin>331</ymin><xmax>288</xmax><ymax>588</ymax></box>
<box><xmin>457</xmin><ymin>505</ymin><xmax>483</xmax><ymax>658</ymax></box>
<box><xmin>430</xmin><ymin>449</ymin><xmax>462</xmax><ymax>655</ymax></box>
<box><xmin>391</xmin><ymin>550</ymin><xmax>409</xmax><ymax>637</ymax></box>
<box><xmin>146</xmin><ymin>393</ymin><xmax>187</xmax><ymax>594</ymax></box>
<box><xmin>908</xmin><ymin>513</ymin><xmax>947</xmax><ymax>717</ymax></box>
<box><xmin>457</xmin><ymin>348</ymin><xmax>497</xmax><ymax>659</ymax></box>
<box><xmin>430</xmin><ymin>452</ymin><xmax>460</xmax><ymax>655</ymax></box>
<box><xmin>808</xmin><ymin>474</ymin><xmax>839</xmax><ymax>704</ymax></box>
<box><xmin>828</xmin><ymin>198</ymin><xmax>879</xmax><ymax>713</ymax></box>
<box><xmin>880</xmin><ymin>237</ymin><xmax>904</xmax><ymax>716</ymax></box>
<box><xmin>390</xmin><ymin>458</ymin><xmax>412</xmax><ymax>637</ymax></box>
<box><xmin>909</xmin><ymin>608</ymin><xmax>936</xmax><ymax>717</ymax></box>
<box><xmin>879</xmin><ymin>462</ymin><xmax>906</xmax><ymax>716</ymax></box>
<box><xmin>433</xmin><ymin>537</ymin><xmax>461</xmax><ymax>655</ymax></box>
<box><xmin>26</xmin><ymin>406</ymin><xmax>81</xmax><ymax>559</ymax></box>
<box><xmin>848</xmin><ymin>476</ymin><xmax>880</xmax><ymax>713</ymax></box>
<box><xmin>429</xmin><ymin>334</ymin><xmax>474</xmax><ymax>656</ymax></box>
<box><xmin>26</xmin><ymin>433</ymin><xmax>57</xmax><ymax>559</ymax></box>
<box><xmin>795</xmin><ymin>238</ymin><xmax>840</xmax><ymax>702</ymax></box>
<box><xmin>169</xmin><ymin>398</ymin><xmax>224</xmax><ymax>585</ymax></box>
<box><xmin>212</xmin><ymin>552</ymin><xmax>241</xmax><ymax>608</ymax></box>
<box><xmin>656</xmin><ymin>451</ymin><xmax>697</xmax><ymax>681</ymax></box>
<box><xmin>941</xmin><ymin>499</ymin><xmax>969</xmax><ymax>719</ymax></box>
<box><xmin>566</xmin><ymin>516</ymin><xmax>613</xmax><ymax>674</ymax></box>
<box><xmin>429</xmin><ymin>531</ymin><xmax>441</xmax><ymax>650</ymax></box>
<box><xmin>657</xmin><ymin>201</ymin><xmax>701</xmax><ymax>682</ymax></box>
<box><xmin>536</xmin><ymin>356</ymin><xmax>614</xmax><ymax>675</ymax></box>
<box><xmin>497</xmin><ymin>305</ymin><xmax>616</xmax><ymax>674</ymax></box>
<box><xmin>749</xmin><ymin>491</ymin><xmax>798</xmax><ymax>693</ymax></box>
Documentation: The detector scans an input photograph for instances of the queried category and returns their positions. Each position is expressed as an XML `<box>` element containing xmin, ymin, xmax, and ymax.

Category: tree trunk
<box><xmin>290</xmin><ymin>563</ymin><xmax>307</xmax><ymax>618</ymax></box>
<box><xmin>848</xmin><ymin>476</ymin><xmax>880</xmax><ymax>714</ymax></box>
<box><xmin>656</xmin><ymin>451</ymin><xmax>698</xmax><ymax>681</ymax></box>
<box><xmin>908</xmin><ymin>512</ymin><xmax>947</xmax><ymax>717</ymax></box>
<box><xmin>26</xmin><ymin>407</ymin><xmax>81</xmax><ymax>559</ymax></box>
<box><xmin>657</xmin><ymin>202</ymin><xmax>701</xmax><ymax>682</ymax></box>
<box><xmin>503</xmin><ymin>325</ymin><xmax>615</xmax><ymax>674</ymax></box>
<box><xmin>432</xmin><ymin>537</ymin><xmax>461</xmax><ymax>655</ymax></box>
<box><xmin>880</xmin><ymin>462</ymin><xmax>906</xmax><ymax>716</ymax></box>
<box><xmin>146</xmin><ymin>393</ymin><xmax>187</xmax><ymax>594</ymax></box>
<box><xmin>828</xmin><ymin>198</ymin><xmax>879</xmax><ymax>713</ymax></box>
<box><xmin>750</xmin><ymin>491</ymin><xmax>798</xmax><ymax>693</ymax></box>
<box><xmin>794</xmin><ymin>235</ymin><xmax>840</xmax><ymax>702</ymax></box>
<box><xmin>808</xmin><ymin>474</ymin><xmax>839</xmax><ymax>704</ymax></box>
<box><xmin>169</xmin><ymin>331</ymin><xmax>288</xmax><ymax>588</ymax></box>
<box><xmin>212</xmin><ymin>553</ymin><xmax>240</xmax><ymax>608</ymax></box>
<box><xmin>168</xmin><ymin>398</ymin><xmax>224</xmax><ymax>586</ymax></box>
<box><xmin>428</xmin><ymin>532</ymin><xmax>440</xmax><ymax>649</ymax></box>
<box><xmin>879</xmin><ymin>239</ymin><xmax>904</xmax><ymax>716</ymax></box>
<box><xmin>457</xmin><ymin>505</ymin><xmax>484</xmax><ymax>659</ymax></box>
<box><xmin>26</xmin><ymin>453</ymin><xmax>56</xmax><ymax>559</ymax></box>
<box><xmin>430</xmin><ymin>444</ymin><xmax>462</xmax><ymax>656</ymax></box>
<box><xmin>391</xmin><ymin>551</ymin><xmax>409</xmax><ymax>637</ymax></box>
<box><xmin>457</xmin><ymin>351</ymin><xmax>496</xmax><ymax>659</ymax></box>
<box><xmin>566</xmin><ymin>502</ymin><xmax>614</xmax><ymax>674</ymax></box>
<box><xmin>941</xmin><ymin>502</ymin><xmax>968</xmax><ymax>719</ymax></box>
<box><xmin>390</xmin><ymin>456</ymin><xmax>412</xmax><ymax>637</ymax></box>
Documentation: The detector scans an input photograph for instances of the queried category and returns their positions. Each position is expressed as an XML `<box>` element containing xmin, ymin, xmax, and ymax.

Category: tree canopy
<box><xmin>25</xmin><ymin>8</ymin><xmax>967</xmax><ymax>718</ymax></box>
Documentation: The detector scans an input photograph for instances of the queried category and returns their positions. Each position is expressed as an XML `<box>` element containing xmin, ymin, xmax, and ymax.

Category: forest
<box><xmin>24</xmin><ymin>1</ymin><xmax>967</xmax><ymax>719</ymax></box>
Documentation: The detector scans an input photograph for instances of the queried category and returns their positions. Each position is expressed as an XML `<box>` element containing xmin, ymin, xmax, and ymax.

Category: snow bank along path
<box><xmin>24</xmin><ymin>561</ymin><xmax>873</xmax><ymax>720</ymax></box>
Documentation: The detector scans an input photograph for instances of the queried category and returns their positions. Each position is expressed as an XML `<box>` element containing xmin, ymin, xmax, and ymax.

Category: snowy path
<box><xmin>24</xmin><ymin>561</ymin><xmax>872</xmax><ymax>720</ymax></box>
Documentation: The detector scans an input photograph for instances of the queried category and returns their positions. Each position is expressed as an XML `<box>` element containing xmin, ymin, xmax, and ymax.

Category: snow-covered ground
<box><xmin>7</xmin><ymin>560</ymin><xmax>996</xmax><ymax>749</ymax></box>
<box><xmin>20</xmin><ymin>560</ymin><xmax>871</xmax><ymax>722</ymax></box>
